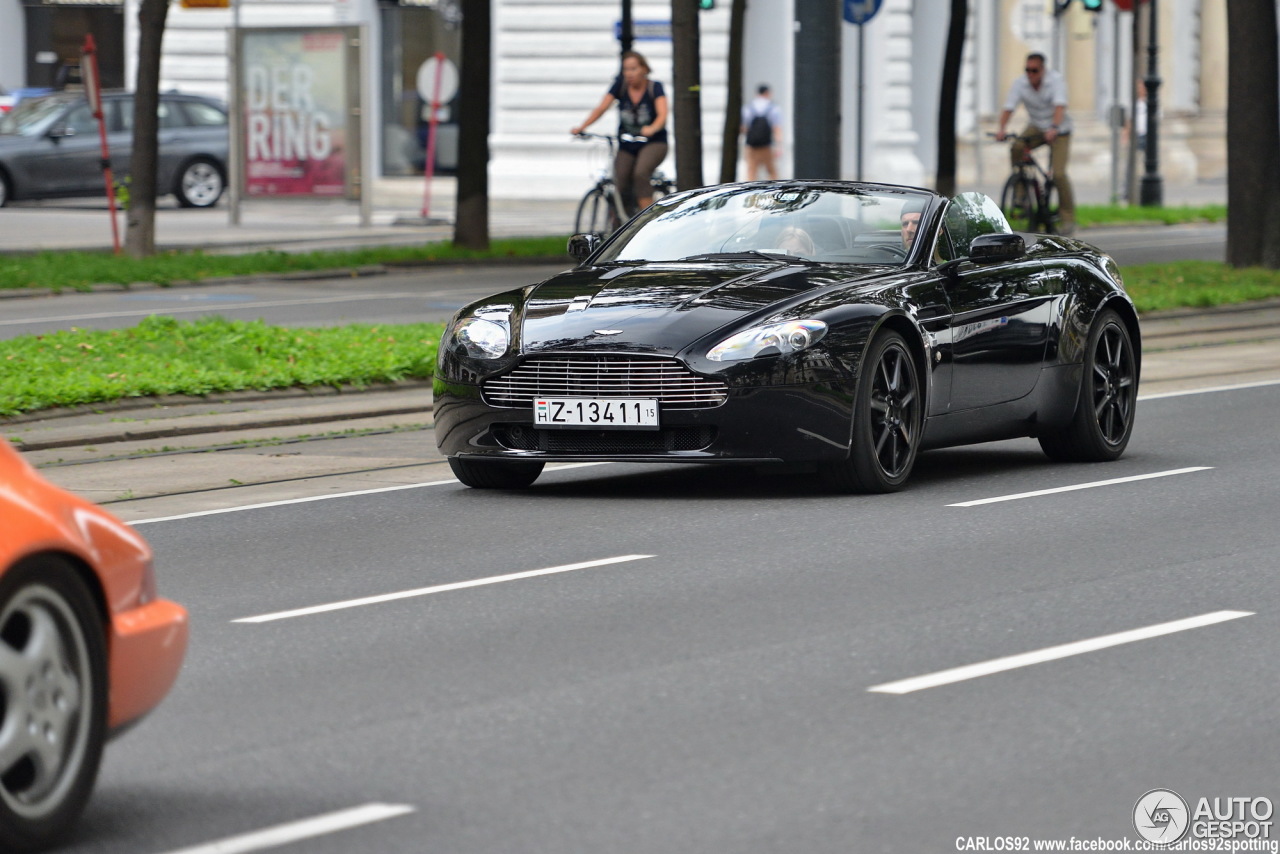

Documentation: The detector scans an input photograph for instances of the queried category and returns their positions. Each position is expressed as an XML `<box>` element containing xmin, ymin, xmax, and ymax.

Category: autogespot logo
<box><xmin>1134</xmin><ymin>789</ymin><xmax>1191</xmax><ymax>844</ymax></box>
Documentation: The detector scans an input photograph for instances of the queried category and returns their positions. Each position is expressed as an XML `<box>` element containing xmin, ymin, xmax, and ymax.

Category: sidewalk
<box><xmin>0</xmin><ymin>175</ymin><xmax>1226</xmax><ymax>256</ymax></box>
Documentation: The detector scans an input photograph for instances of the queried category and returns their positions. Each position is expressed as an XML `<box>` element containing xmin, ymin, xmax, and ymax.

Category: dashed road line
<box><xmin>234</xmin><ymin>554</ymin><xmax>655</xmax><ymax>623</ymax></box>
<box><xmin>948</xmin><ymin>466</ymin><xmax>1212</xmax><ymax>507</ymax></box>
<box><xmin>156</xmin><ymin>802</ymin><xmax>415</xmax><ymax>854</ymax></box>
<box><xmin>868</xmin><ymin>610</ymin><xmax>1254</xmax><ymax>695</ymax></box>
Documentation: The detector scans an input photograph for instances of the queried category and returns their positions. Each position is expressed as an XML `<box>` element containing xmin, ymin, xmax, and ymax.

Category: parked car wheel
<box><xmin>175</xmin><ymin>157</ymin><xmax>225</xmax><ymax>208</ymax></box>
<box><xmin>0</xmin><ymin>171</ymin><xmax>11</xmax><ymax>208</ymax></box>
<box><xmin>824</xmin><ymin>329</ymin><xmax>922</xmax><ymax>494</ymax></box>
<box><xmin>0</xmin><ymin>559</ymin><xmax>107</xmax><ymax>853</ymax></box>
<box><xmin>1038</xmin><ymin>308</ymin><xmax>1138</xmax><ymax>462</ymax></box>
<box><xmin>448</xmin><ymin>457</ymin><xmax>545</xmax><ymax>489</ymax></box>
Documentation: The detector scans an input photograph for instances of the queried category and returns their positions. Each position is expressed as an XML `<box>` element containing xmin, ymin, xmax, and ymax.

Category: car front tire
<box><xmin>0</xmin><ymin>559</ymin><xmax>107</xmax><ymax>853</ymax></box>
<box><xmin>824</xmin><ymin>329</ymin><xmax>922</xmax><ymax>493</ymax></box>
<box><xmin>1038</xmin><ymin>308</ymin><xmax>1137</xmax><ymax>462</ymax></box>
<box><xmin>175</xmin><ymin>157</ymin><xmax>225</xmax><ymax>208</ymax></box>
<box><xmin>448</xmin><ymin>457</ymin><xmax>545</xmax><ymax>489</ymax></box>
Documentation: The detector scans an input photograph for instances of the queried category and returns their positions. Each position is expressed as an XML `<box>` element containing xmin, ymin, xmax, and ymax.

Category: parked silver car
<box><xmin>0</xmin><ymin>90</ymin><xmax>228</xmax><ymax>208</ymax></box>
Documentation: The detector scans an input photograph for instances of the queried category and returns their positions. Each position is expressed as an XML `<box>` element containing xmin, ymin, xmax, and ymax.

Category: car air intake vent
<box><xmin>493</xmin><ymin>424</ymin><xmax>716</xmax><ymax>453</ymax></box>
<box><xmin>483</xmin><ymin>355</ymin><xmax>728</xmax><ymax>409</ymax></box>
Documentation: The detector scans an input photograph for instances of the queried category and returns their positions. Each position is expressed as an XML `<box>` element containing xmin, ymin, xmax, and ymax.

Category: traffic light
<box><xmin>698</xmin><ymin>0</ymin><xmax>715</xmax><ymax>9</ymax></box>
<box><xmin>1081</xmin><ymin>0</ymin><xmax>1104</xmax><ymax>10</ymax></box>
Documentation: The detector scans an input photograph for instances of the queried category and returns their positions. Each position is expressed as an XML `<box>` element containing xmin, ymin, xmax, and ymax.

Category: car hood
<box><xmin>518</xmin><ymin>261</ymin><xmax>889</xmax><ymax>355</ymax></box>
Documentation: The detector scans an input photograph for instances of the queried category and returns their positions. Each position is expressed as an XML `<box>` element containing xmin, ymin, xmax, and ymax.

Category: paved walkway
<box><xmin>0</xmin><ymin>175</ymin><xmax>1226</xmax><ymax>255</ymax></box>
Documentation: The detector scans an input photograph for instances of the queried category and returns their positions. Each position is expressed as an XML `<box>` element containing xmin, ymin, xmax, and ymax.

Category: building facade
<box><xmin>0</xmin><ymin>0</ymin><xmax>1227</xmax><ymax>202</ymax></box>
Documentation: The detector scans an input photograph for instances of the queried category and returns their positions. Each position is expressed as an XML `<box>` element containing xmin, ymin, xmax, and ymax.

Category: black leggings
<box><xmin>614</xmin><ymin>142</ymin><xmax>669</xmax><ymax>208</ymax></box>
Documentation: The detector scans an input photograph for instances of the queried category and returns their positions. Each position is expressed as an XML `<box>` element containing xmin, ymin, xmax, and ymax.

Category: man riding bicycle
<box><xmin>996</xmin><ymin>52</ymin><xmax>1076</xmax><ymax>235</ymax></box>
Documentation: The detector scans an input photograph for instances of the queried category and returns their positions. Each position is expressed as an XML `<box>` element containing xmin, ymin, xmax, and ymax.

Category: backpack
<box><xmin>746</xmin><ymin>109</ymin><xmax>772</xmax><ymax>147</ymax></box>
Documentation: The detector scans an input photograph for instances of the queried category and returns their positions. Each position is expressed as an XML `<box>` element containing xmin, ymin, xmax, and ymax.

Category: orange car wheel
<box><xmin>0</xmin><ymin>558</ymin><xmax>107</xmax><ymax>853</ymax></box>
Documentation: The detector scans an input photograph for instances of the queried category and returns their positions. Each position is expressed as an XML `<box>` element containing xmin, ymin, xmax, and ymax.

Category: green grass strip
<box><xmin>0</xmin><ymin>316</ymin><xmax>444</xmax><ymax>417</ymax></box>
<box><xmin>1123</xmin><ymin>260</ymin><xmax>1280</xmax><ymax>313</ymax></box>
<box><xmin>0</xmin><ymin>236</ymin><xmax>571</xmax><ymax>291</ymax></box>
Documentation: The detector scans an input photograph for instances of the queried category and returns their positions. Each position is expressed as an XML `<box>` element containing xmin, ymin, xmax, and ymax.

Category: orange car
<box><xmin>0</xmin><ymin>442</ymin><xmax>187</xmax><ymax>852</ymax></box>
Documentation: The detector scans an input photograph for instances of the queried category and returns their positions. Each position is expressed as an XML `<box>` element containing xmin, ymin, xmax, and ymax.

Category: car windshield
<box><xmin>0</xmin><ymin>95</ymin><xmax>74</xmax><ymax>136</ymax></box>
<box><xmin>593</xmin><ymin>184</ymin><xmax>935</xmax><ymax>266</ymax></box>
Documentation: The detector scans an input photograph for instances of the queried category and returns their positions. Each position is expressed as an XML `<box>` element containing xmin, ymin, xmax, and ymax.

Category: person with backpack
<box><xmin>572</xmin><ymin>50</ymin><xmax>669</xmax><ymax>214</ymax></box>
<box><xmin>741</xmin><ymin>83</ymin><xmax>783</xmax><ymax>180</ymax></box>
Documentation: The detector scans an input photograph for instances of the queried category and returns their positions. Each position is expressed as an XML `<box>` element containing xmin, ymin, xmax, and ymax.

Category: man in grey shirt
<box><xmin>996</xmin><ymin>52</ymin><xmax>1075</xmax><ymax>235</ymax></box>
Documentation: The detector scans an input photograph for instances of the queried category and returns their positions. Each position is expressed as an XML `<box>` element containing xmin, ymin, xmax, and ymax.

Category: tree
<box><xmin>453</xmin><ymin>0</ymin><xmax>491</xmax><ymax>250</ymax></box>
<box><xmin>124</xmin><ymin>0</ymin><xmax>169</xmax><ymax>257</ymax></box>
<box><xmin>671</xmin><ymin>0</ymin><xmax>704</xmax><ymax>191</ymax></box>
<box><xmin>1226</xmin><ymin>0</ymin><xmax>1280</xmax><ymax>268</ymax></box>
<box><xmin>718</xmin><ymin>0</ymin><xmax>747</xmax><ymax>184</ymax></box>
<box><xmin>935</xmin><ymin>0</ymin><xmax>967</xmax><ymax>197</ymax></box>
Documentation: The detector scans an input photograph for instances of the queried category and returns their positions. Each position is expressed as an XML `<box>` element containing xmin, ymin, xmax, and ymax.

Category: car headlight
<box><xmin>453</xmin><ymin>317</ymin><xmax>509</xmax><ymax>359</ymax></box>
<box><xmin>707</xmin><ymin>319</ymin><xmax>827</xmax><ymax>362</ymax></box>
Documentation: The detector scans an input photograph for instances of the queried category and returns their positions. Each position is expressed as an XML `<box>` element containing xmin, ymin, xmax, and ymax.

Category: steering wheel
<box><xmin>870</xmin><ymin>244</ymin><xmax>908</xmax><ymax>261</ymax></box>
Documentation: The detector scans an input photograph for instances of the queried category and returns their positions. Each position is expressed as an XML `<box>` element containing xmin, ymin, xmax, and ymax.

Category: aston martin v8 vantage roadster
<box><xmin>435</xmin><ymin>182</ymin><xmax>1139</xmax><ymax>493</ymax></box>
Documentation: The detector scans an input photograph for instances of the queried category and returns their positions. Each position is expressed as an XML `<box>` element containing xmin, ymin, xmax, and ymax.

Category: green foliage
<box><xmin>0</xmin><ymin>236</ymin><xmax>571</xmax><ymax>292</ymax></box>
<box><xmin>0</xmin><ymin>316</ymin><xmax>444</xmax><ymax>417</ymax></box>
<box><xmin>1121</xmin><ymin>260</ymin><xmax>1280</xmax><ymax>313</ymax></box>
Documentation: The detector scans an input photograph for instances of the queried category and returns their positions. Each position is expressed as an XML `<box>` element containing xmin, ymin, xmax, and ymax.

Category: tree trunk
<box><xmin>1226</xmin><ymin>0</ymin><xmax>1280</xmax><ymax>268</ymax></box>
<box><xmin>718</xmin><ymin>0</ymin><xmax>747</xmax><ymax>184</ymax></box>
<box><xmin>124</xmin><ymin>0</ymin><xmax>168</xmax><ymax>258</ymax></box>
<box><xmin>935</xmin><ymin>0</ymin><xmax>966</xmax><ymax>198</ymax></box>
<box><xmin>453</xmin><ymin>0</ymin><xmax>491</xmax><ymax>250</ymax></box>
<box><xmin>671</xmin><ymin>0</ymin><xmax>703</xmax><ymax>191</ymax></box>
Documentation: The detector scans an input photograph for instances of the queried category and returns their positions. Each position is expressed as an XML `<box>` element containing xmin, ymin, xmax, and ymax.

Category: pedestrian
<box><xmin>995</xmin><ymin>52</ymin><xmax>1076</xmax><ymax>235</ymax></box>
<box><xmin>741</xmin><ymin>83</ymin><xmax>782</xmax><ymax>180</ymax></box>
<box><xmin>571</xmin><ymin>50</ymin><xmax>669</xmax><ymax>214</ymax></box>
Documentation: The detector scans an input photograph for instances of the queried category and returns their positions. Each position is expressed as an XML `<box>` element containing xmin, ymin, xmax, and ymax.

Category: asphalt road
<box><xmin>0</xmin><ymin>224</ymin><xmax>1227</xmax><ymax>341</ymax></box>
<box><xmin>52</xmin><ymin>381</ymin><xmax>1279</xmax><ymax>854</ymax></box>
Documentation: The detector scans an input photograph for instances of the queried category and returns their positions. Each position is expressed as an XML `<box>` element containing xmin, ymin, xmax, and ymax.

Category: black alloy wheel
<box><xmin>449</xmin><ymin>457</ymin><xmax>545</xmax><ymax>489</ymax></box>
<box><xmin>824</xmin><ymin>330</ymin><xmax>922</xmax><ymax>493</ymax></box>
<box><xmin>0</xmin><ymin>559</ymin><xmax>107</xmax><ymax>853</ymax></box>
<box><xmin>1038</xmin><ymin>308</ymin><xmax>1137</xmax><ymax>462</ymax></box>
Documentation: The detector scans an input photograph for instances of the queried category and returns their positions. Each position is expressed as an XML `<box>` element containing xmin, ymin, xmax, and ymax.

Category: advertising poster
<box><xmin>239</xmin><ymin>28</ymin><xmax>354</xmax><ymax>198</ymax></box>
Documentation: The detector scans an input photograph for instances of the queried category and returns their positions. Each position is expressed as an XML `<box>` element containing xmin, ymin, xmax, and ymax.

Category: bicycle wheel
<box><xmin>1040</xmin><ymin>179</ymin><xmax>1061</xmax><ymax>235</ymax></box>
<box><xmin>1000</xmin><ymin>173</ymin><xmax>1039</xmax><ymax>233</ymax></box>
<box><xmin>574</xmin><ymin>187</ymin><xmax>614</xmax><ymax>234</ymax></box>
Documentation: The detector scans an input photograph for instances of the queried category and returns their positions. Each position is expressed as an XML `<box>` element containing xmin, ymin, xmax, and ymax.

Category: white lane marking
<box><xmin>868</xmin><ymin>610</ymin><xmax>1254</xmax><ymax>695</ymax></box>
<box><xmin>234</xmin><ymin>554</ymin><xmax>655</xmax><ymax>624</ymax></box>
<box><xmin>130</xmin><ymin>462</ymin><xmax>611</xmax><ymax>526</ymax></box>
<box><xmin>948</xmin><ymin>466</ymin><xmax>1212</xmax><ymax>507</ymax></box>
<box><xmin>157</xmin><ymin>802</ymin><xmax>415</xmax><ymax>854</ymax></box>
<box><xmin>1139</xmin><ymin>377</ymin><xmax>1280</xmax><ymax>400</ymax></box>
<box><xmin>0</xmin><ymin>293</ymin><xmax>423</xmax><ymax>327</ymax></box>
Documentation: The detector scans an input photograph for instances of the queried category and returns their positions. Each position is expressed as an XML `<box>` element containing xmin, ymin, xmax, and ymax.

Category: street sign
<box><xmin>415</xmin><ymin>55</ymin><xmax>459</xmax><ymax>106</ymax></box>
<box><xmin>843</xmin><ymin>0</ymin><xmax>883</xmax><ymax>25</ymax></box>
<box><xmin>614</xmin><ymin>19</ymin><xmax>671</xmax><ymax>41</ymax></box>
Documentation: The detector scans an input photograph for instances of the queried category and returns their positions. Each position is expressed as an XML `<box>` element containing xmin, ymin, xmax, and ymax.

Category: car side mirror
<box><xmin>48</xmin><ymin>126</ymin><xmax>74</xmax><ymax>140</ymax></box>
<box><xmin>567</xmin><ymin>232</ymin><xmax>602</xmax><ymax>262</ymax></box>
<box><xmin>967</xmin><ymin>232</ymin><xmax>1025</xmax><ymax>264</ymax></box>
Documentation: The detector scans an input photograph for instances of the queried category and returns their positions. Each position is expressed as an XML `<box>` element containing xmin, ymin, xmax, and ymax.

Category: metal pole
<box><xmin>228</xmin><ymin>0</ymin><xmax>241</xmax><ymax>226</ymax></box>
<box><xmin>1139</xmin><ymin>0</ymin><xmax>1163</xmax><ymax>206</ymax></box>
<box><xmin>1109</xmin><ymin>6</ymin><xmax>1120</xmax><ymax>203</ymax></box>
<box><xmin>620</xmin><ymin>0</ymin><xmax>632</xmax><ymax>55</ymax></box>
<box><xmin>856</xmin><ymin>23</ymin><xmax>864</xmax><ymax>181</ymax></box>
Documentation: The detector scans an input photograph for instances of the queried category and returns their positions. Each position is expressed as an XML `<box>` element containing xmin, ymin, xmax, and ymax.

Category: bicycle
<box><xmin>994</xmin><ymin>133</ymin><xmax>1060</xmax><ymax>235</ymax></box>
<box><xmin>572</xmin><ymin>132</ymin><xmax>675</xmax><ymax>235</ymax></box>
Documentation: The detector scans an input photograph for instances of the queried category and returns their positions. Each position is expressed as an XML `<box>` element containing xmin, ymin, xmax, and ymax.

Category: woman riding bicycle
<box><xmin>571</xmin><ymin>50</ymin><xmax>669</xmax><ymax>215</ymax></box>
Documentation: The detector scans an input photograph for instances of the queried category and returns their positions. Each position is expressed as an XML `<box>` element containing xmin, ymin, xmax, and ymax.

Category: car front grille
<box><xmin>482</xmin><ymin>355</ymin><xmax>728</xmax><ymax>409</ymax></box>
<box><xmin>493</xmin><ymin>423</ymin><xmax>716</xmax><ymax>454</ymax></box>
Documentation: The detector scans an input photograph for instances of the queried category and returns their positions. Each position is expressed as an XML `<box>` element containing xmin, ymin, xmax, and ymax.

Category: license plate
<box><xmin>533</xmin><ymin>398</ymin><xmax>659</xmax><ymax>429</ymax></box>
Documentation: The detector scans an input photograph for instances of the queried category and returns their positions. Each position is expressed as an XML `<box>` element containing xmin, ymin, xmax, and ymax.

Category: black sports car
<box><xmin>434</xmin><ymin>182</ymin><xmax>1139</xmax><ymax>493</ymax></box>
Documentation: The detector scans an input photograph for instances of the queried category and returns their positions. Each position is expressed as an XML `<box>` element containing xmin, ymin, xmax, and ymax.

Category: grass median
<box><xmin>0</xmin><ymin>315</ymin><xmax>443</xmax><ymax>418</ymax></box>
